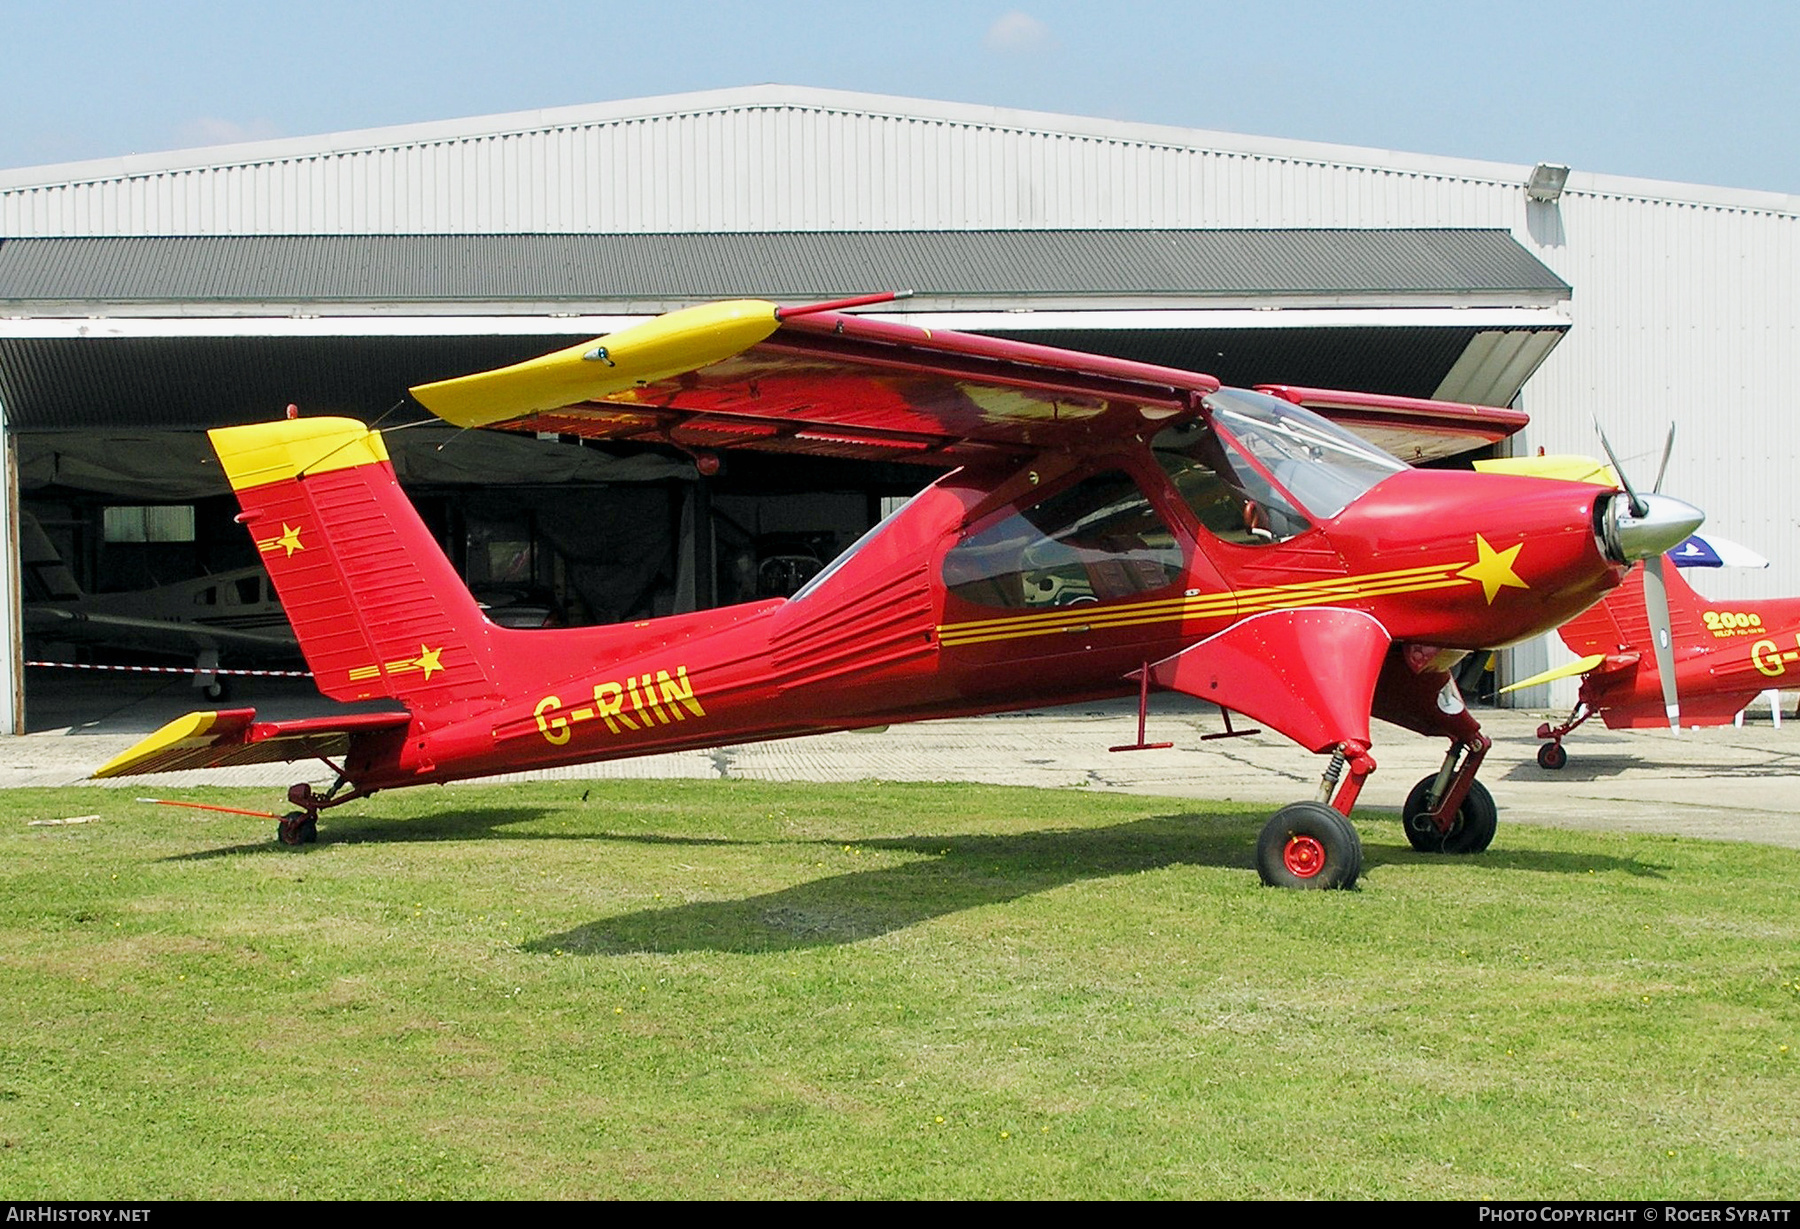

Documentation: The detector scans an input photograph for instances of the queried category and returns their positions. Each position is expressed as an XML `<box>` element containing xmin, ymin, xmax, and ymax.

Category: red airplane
<box><xmin>95</xmin><ymin>296</ymin><xmax>1704</xmax><ymax>889</ymax></box>
<box><xmin>1517</xmin><ymin>537</ymin><xmax>1798</xmax><ymax>768</ymax></box>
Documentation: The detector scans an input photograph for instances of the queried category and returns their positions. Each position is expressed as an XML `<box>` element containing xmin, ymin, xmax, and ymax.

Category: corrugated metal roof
<box><xmin>0</xmin><ymin>230</ymin><xmax>1568</xmax><ymax>305</ymax></box>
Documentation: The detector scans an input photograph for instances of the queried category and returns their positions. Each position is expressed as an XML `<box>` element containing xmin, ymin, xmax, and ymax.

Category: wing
<box><xmin>410</xmin><ymin>299</ymin><xmax>1217</xmax><ymax>465</ymax></box>
<box><xmin>1256</xmin><ymin>385</ymin><xmax>1530</xmax><ymax>464</ymax></box>
<box><xmin>411</xmin><ymin>300</ymin><xmax>1534</xmax><ymax>467</ymax></box>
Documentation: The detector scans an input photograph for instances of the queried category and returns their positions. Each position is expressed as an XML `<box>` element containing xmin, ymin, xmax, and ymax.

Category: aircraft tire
<box><xmin>1402</xmin><ymin>776</ymin><xmax>1497</xmax><ymax>854</ymax></box>
<box><xmin>1536</xmin><ymin>742</ymin><xmax>1568</xmax><ymax>770</ymax></box>
<box><xmin>1256</xmin><ymin>801</ymin><xmax>1361</xmax><ymax>890</ymax></box>
<box><xmin>277</xmin><ymin>812</ymin><xmax>318</xmax><ymax>846</ymax></box>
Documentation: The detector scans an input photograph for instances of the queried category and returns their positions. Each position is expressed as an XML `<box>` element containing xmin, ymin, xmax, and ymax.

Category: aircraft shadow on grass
<box><xmin>522</xmin><ymin>812</ymin><xmax>1668</xmax><ymax>956</ymax></box>
<box><xmin>161</xmin><ymin>806</ymin><xmax>559</xmax><ymax>860</ymax></box>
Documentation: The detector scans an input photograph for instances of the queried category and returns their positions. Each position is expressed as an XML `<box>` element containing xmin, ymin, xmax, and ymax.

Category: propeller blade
<box><xmin>1594</xmin><ymin>418</ymin><xmax>1648</xmax><ymax>518</ymax></box>
<box><xmin>1653</xmin><ymin>422</ymin><xmax>1676</xmax><ymax>495</ymax></box>
<box><xmin>1641</xmin><ymin>554</ymin><xmax>1682</xmax><ymax>731</ymax></box>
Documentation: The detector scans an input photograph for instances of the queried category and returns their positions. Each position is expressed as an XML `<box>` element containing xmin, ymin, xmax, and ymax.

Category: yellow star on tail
<box><xmin>415</xmin><ymin>645</ymin><xmax>443</xmax><ymax>679</ymax></box>
<box><xmin>257</xmin><ymin>523</ymin><xmax>304</xmax><ymax>557</ymax></box>
<box><xmin>1458</xmin><ymin>534</ymin><xmax>1529</xmax><ymax>604</ymax></box>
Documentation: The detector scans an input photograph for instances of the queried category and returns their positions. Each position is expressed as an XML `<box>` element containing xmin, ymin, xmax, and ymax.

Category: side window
<box><xmin>942</xmin><ymin>472</ymin><xmax>1183</xmax><ymax>609</ymax></box>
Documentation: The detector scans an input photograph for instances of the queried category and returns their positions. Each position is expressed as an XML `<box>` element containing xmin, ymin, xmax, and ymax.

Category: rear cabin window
<box><xmin>942</xmin><ymin>472</ymin><xmax>1183</xmax><ymax>609</ymax></box>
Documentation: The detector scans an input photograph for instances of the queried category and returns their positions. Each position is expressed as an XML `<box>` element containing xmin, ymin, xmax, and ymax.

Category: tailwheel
<box><xmin>1256</xmin><ymin>801</ymin><xmax>1362</xmax><ymax>890</ymax></box>
<box><xmin>276</xmin><ymin>811</ymin><xmax>318</xmax><ymax>846</ymax></box>
<box><xmin>1536</xmin><ymin>741</ymin><xmax>1568</xmax><ymax>770</ymax></box>
<box><xmin>1402</xmin><ymin>776</ymin><xmax>1497</xmax><ymax>854</ymax></box>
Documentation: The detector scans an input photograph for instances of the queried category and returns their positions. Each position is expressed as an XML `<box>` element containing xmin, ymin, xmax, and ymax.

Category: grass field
<box><xmin>1</xmin><ymin>778</ymin><xmax>1796</xmax><ymax>1199</ymax></box>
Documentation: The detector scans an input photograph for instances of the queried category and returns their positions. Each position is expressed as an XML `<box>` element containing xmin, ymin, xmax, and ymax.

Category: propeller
<box><xmin>1595</xmin><ymin>420</ymin><xmax>1690</xmax><ymax>731</ymax></box>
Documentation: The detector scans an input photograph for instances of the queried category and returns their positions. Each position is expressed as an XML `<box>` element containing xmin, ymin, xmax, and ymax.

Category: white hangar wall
<box><xmin>4</xmin><ymin>84</ymin><xmax>1799</xmax><ymax>706</ymax></box>
<box><xmin>0</xmin><ymin>85</ymin><xmax>1540</xmax><ymax>235</ymax></box>
<box><xmin>1521</xmin><ymin>190</ymin><xmax>1800</xmax><ymax>606</ymax></box>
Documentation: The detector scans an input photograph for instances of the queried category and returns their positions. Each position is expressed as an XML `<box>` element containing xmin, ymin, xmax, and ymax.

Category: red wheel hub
<box><xmin>1283</xmin><ymin>834</ymin><xmax>1326</xmax><ymax>878</ymax></box>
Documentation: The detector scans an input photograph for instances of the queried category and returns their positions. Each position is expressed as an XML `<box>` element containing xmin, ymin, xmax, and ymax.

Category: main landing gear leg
<box><xmin>1255</xmin><ymin>740</ymin><xmax>1374</xmax><ymax>891</ymax></box>
<box><xmin>1534</xmin><ymin>703</ymin><xmax>1590</xmax><ymax>771</ymax></box>
<box><xmin>1402</xmin><ymin>734</ymin><xmax>1496</xmax><ymax>854</ymax></box>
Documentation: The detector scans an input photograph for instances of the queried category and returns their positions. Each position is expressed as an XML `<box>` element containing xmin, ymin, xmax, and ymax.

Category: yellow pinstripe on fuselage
<box><xmin>936</xmin><ymin>562</ymin><xmax>1470</xmax><ymax>648</ymax></box>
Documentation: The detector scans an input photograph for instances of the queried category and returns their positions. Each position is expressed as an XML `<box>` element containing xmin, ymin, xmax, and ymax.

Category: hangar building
<box><xmin>1</xmin><ymin>85</ymin><xmax>1796</xmax><ymax>733</ymax></box>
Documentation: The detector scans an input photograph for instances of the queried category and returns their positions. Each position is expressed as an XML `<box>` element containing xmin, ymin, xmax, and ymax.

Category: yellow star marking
<box><xmin>415</xmin><ymin>645</ymin><xmax>443</xmax><ymax>679</ymax></box>
<box><xmin>1458</xmin><ymin>534</ymin><xmax>1530</xmax><ymax>604</ymax></box>
<box><xmin>258</xmin><ymin>523</ymin><xmax>305</xmax><ymax>557</ymax></box>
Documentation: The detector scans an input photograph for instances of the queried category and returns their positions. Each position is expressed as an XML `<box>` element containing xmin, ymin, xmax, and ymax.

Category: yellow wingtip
<box><xmin>91</xmin><ymin>711</ymin><xmax>223</xmax><ymax>779</ymax></box>
<box><xmin>1474</xmin><ymin>455</ymin><xmax>1620</xmax><ymax>487</ymax></box>
<box><xmin>409</xmin><ymin>298</ymin><xmax>782</xmax><ymax>428</ymax></box>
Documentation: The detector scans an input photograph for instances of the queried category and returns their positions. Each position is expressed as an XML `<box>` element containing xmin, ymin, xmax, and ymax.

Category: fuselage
<box><xmin>1570</xmin><ymin>564</ymin><xmax>1800</xmax><ymax>728</ymax></box>
<box><xmin>354</xmin><ymin>392</ymin><xmax>1632</xmax><ymax>789</ymax></box>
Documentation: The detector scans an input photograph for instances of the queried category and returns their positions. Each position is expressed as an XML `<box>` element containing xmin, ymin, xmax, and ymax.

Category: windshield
<box><xmin>1204</xmin><ymin>389</ymin><xmax>1405</xmax><ymax>520</ymax></box>
<box><xmin>1153</xmin><ymin>389</ymin><xmax>1406</xmax><ymax>545</ymax></box>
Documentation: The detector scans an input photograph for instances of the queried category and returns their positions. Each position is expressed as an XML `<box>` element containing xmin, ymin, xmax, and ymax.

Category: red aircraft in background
<box><xmin>1473</xmin><ymin>453</ymin><xmax>1793</xmax><ymax>768</ymax></box>
<box><xmin>96</xmin><ymin>296</ymin><xmax>1703</xmax><ymax>889</ymax></box>
<box><xmin>1512</xmin><ymin>530</ymin><xmax>1796</xmax><ymax>768</ymax></box>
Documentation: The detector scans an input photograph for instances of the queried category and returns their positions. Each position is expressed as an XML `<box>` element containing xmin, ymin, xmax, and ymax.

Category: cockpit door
<box><xmin>936</xmin><ymin>464</ymin><xmax>1229</xmax><ymax>696</ymax></box>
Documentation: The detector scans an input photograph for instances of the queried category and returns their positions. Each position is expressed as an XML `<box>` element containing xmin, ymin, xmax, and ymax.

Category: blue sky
<box><xmin>4</xmin><ymin>0</ymin><xmax>1797</xmax><ymax>195</ymax></box>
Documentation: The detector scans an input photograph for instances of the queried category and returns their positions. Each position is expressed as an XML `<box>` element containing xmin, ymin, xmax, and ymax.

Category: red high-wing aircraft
<box><xmin>1517</xmin><ymin>541</ymin><xmax>1799</xmax><ymax>768</ymax></box>
<box><xmin>95</xmin><ymin>297</ymin><xmax>1704</xmax><ymax>889</ymax></box>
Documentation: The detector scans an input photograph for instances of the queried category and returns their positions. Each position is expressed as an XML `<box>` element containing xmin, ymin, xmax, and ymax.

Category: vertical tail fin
<box><xmin>1558</xmin><ymin>554</ymin><xmax>1704</xmax><ymax>659</ymax></box>
<box><xmin>210</xmin><ymin>418</ymin><xmax>498</xmax><ymax>710</ymax></box>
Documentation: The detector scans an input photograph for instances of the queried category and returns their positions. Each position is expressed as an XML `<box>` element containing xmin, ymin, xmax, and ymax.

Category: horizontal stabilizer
<box><xmin>1499</xmin><ymin>653</ymin><xmax>1610</xmax><ymax>694</ymax></box>
<box><xmin>92</xmin><ymin>709</ymin><xmax>411</xmax><ymax>779</ymax></box>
